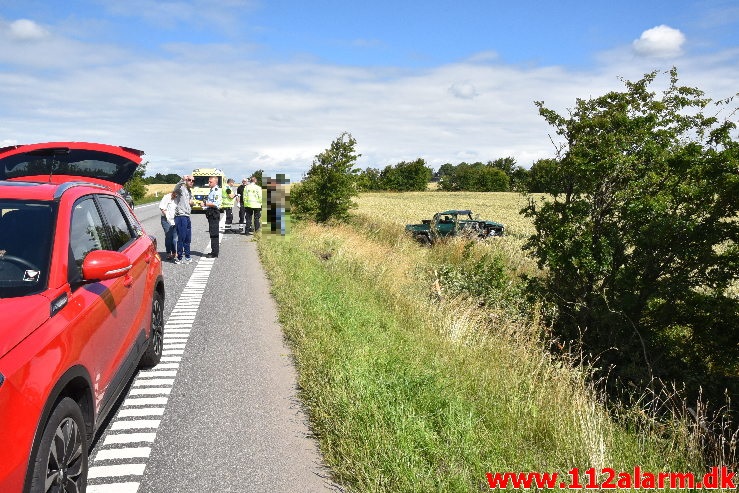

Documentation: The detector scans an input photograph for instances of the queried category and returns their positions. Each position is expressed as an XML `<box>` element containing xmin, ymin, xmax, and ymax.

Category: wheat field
<box><xmin>354</xmin><ymin>191</ymin><xmax>542</xmax><ymax>276</ymax></box>
<box><xmin>355</xmin><ymin>191</ymin><xmax>536</xmax><ymax>237</ymax></box>
<box><xmin>146</xmin><ymin>183</ymin><xmax>178</xmax><ymax>197</ymax></box>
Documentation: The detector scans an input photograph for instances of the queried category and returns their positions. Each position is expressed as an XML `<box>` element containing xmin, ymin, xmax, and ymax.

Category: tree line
<box><xmin>356</xmin><ymin>156</ymin><xmax>563</xmax><ymax>193</ymax></box>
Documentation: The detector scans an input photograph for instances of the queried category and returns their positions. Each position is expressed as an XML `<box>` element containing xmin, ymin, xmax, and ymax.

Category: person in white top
<box><xmin>159</xmin><ymin>191</ymin><xmax>178</xmax><ymax>260</ymax></box>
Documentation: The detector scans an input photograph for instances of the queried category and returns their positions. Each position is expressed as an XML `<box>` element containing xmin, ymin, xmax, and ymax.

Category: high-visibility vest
<box><xmin>222</xmin><ymin>185</ymin><xmax>235</xmax><ymax>207</ymax></box>
<box><xmin>244</xmin><ymin>183</ymin><xmax>262</xmax><ymax>208</ymax></box>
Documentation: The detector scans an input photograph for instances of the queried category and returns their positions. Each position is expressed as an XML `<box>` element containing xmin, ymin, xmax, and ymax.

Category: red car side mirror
<box><xmin>81</xmin><ymin>250</ymin><xmax>132</xmax><ymax>282</ymax></box>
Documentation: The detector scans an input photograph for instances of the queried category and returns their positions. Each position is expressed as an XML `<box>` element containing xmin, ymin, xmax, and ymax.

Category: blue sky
<box><xmin>1</xmin><ymin>0</ymin><xmax>738</xmax><ymax>179</ymax></box>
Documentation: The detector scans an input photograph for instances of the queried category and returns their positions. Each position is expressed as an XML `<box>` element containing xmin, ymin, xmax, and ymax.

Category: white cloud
<box><xmin>632</xmin><ymin>25</ymin><xmax>686</xmax><ymax>58</ymax></box>
<box><xmin>6</xmin><ymin>19</ymin><xmax>48</xmax><ymax>41</ymax></box>
<box><xmin>0</xmin><ymin>23</ymin><xmax>736</xmax><ymax>180</ymax></box>
<box><xmin>449</xmin><ymin>81</ymin><xmax>478</xmax><ymax>99</ymax></box>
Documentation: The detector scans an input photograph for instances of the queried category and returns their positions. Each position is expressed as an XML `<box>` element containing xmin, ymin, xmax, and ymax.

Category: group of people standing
<box><xmin>158</xmin><ymin>174</ymin><xmax>266</xmax><ymax>263</ymax></box>
<box><xmin>237</xmin><ymin>176</ymin><xmax>264</xmax><ymax>236</ymax></box>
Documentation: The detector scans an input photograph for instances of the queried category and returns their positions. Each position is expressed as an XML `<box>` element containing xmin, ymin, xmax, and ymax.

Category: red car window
<box><xmin>97</xmin><ymin>196</ymin><xmax>134</xmax><ymax>251</ymax></box>
<box><xmin>68</xmin><ymin>197</ymin><xmax>110</xmax><ymax>284</ymax></box>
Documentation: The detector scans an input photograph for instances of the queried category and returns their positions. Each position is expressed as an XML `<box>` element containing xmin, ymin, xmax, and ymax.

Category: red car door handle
<box><xmin>124</xmin><ymin>274</ymin><xmax>134</xmax><ymax>288</ymax></box>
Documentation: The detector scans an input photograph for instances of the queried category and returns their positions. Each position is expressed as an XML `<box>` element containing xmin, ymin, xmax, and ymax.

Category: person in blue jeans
<box><xmin>172</xmin><ymin>175</ymin><xmax>194</xmax><ymax>264</ymax></box>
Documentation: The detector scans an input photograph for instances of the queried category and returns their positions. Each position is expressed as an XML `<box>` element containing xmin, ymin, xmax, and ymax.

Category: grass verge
<box><xmin>258</xmin><ymin>220</ymin><xmax>708</xmax><ymax>492</ymax></box>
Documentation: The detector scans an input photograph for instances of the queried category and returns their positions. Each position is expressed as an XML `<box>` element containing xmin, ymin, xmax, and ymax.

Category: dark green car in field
<box><xmin>405</xmin><ymin>209</ymin><xmax>505</xmax><ymax>244</ymax></box>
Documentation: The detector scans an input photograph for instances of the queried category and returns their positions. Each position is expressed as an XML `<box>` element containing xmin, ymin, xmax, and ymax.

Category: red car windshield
<box><xmin>0</xmin><ymin>201</ymin><xmax>55</xmax><ymax>298</ymax></box>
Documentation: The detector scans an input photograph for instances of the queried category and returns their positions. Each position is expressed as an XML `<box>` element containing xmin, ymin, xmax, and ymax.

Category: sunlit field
<box><xmin>355</xmin><ymin>191</ymin><xmax>543</xmax><ymax>277</ymax></box>
<box><xmin>356</xmin><ymin>191</ymin><xmax>535</xmax><ymax>237</ymax></box>
<box><xmin>146</xmin><ymin>183</ymin><xmax>177</xmax><ymax>196</ymax></box>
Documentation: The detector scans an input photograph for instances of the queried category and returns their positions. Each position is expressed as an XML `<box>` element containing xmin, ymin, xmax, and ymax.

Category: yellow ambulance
<box><xmin>190</xmin><ymin>168</ymin><xmax>227</xmax><ymax>211</ymax></box>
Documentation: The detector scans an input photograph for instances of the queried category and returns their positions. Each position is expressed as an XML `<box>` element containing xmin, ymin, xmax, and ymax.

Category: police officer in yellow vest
<box><xmin>222</xmin><ymin>178</ymin><xmax>235</xmax><ymax>230</ymax></box>
<box><xmin>243</xmin><ymin>176</ymin><xmax>263</xmax><ymax>235</ymax></box>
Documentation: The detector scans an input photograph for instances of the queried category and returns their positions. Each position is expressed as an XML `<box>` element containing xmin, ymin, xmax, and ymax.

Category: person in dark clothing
<box><xmin>236</xmin><ymin>178</ymin><xmax>247</xmax><ymax>226</ymax></box>
<box><xmin>203</xmin><ymin>175</ymin><xmax>222</xmax><ymax>258</ymax></box>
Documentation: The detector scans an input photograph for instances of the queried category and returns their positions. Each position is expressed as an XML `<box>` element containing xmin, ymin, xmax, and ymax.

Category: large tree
<box><xmin>523</xmin><ymin>69</ymin><xmax>739</xmax><ymax>401</ymax></box>
<box><xmin>379</xmin><ymin>158</ymin><xmax>432</xmax><ymax>191</ymax></box>
<box><xmin>291</xmin><ymin>132</ymin><xmax>361</xmax><ymax>222</ymax></box>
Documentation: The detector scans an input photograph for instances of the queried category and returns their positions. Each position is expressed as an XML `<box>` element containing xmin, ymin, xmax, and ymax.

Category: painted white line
<box><xmin>136</xmin><ymin>370</ymin><xmax>177</xmax><ymax>378</ymax></box>
<box><xmin>111</xmin><ymin>420</ymin><xmax>161</xmax><ymax>430</ymax></box>
<box><xmin>88</xmin><ymin>463</ymin><xmax>147</xmax><ymax>478</ymax></box>
<box><xmin>87</xmin><ymin>482</ymin><xmax>140</xmax><ymax>493</ymax></box>
<box><xmin>134</xmin><ymin>378</ymin><xmax>175</xmax><ymax>387</ymax></box>
<box><xmin>153</xmin><ymin>363</ymin><xmax>180</xmax><ymax>369</ymax></box>
<box><xmin>129</xmin><ymin>387</ymin><xmax>172</xmax><ymax>396</ymax></box>
<box><xmin>90</xmin><ymin>260</ymin><xmax>216</xmax><ymax>487</ymax></box>
<box><xmin>103</xmin><ymin>433</ymin><xmax>157</xmax><ymax>445</ymax></box>
<box><xmin>117</xmin><ymin>407</ymin><xmax>166</xmax><ymax>417</ymax></box>
<box><xmin>95</xmin><ymin>447</ymin><xmax>151</xmax><ymax>461</ymax></box>
<box><xmin>122</xmin><ymin>397</ymin><xmax>169</xmax><ymax>406</ymax></box>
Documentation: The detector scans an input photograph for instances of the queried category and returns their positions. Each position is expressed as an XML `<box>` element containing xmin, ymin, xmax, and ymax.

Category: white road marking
<box><xmin>128</xmin><ymin>387</ymin><xmax>172</xmax><ymax>396</ymax></box>
<box><xmin>87</xmin><ymin>482</ymin><xmax>141</xmax><ymax>493</ymax></box>
<box><xmin>88</xmin><ymin>464</ymin><xmax>147</xmax><ymax>478</ymax></box>
<box><xmin>94</xmin><ymin>447</ymin><xmax>151</xmax><ymax>461</ymax></box>
<box><xmin>103</xmin><ymin>433</ymin><xmax>157</xmax><ymax>445</ymax></box>
<box><xmin>136</xmin><ymin>370</ymin><xmax>177</xmax><ymax>378</ymax></box>
<box><xmin>88</xmin><ymin>226</ymin><xmax>222</xmax><ymax>491</ymax></box>
<box><xmin>117</xmin><ymin>408</ymin><xmax>166</xmax><ymax>417</ymax></box>
<box><xmin>111</xmin><ymin>420</ymin><xmax>162</xmax><ymax>430</ymax></box>
<box><xmin>122</xmin><ymin>397</ymin><xmax>169</xmax><ymax>406</ymax></box>
<box><xmin>133</xmin><ymin>378</ymin><xmax>175</xmax><ymax>387</ymax></box>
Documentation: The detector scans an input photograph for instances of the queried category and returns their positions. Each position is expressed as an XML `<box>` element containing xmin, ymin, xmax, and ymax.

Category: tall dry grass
<box><xmin>351</xmin><ymin>191</ymin><xmax>738</xmax><ymax>471</ymax></box>
<box><xmin>291</xmin><ymin>220</ymin><xmax>700</xmax><ymax>473</ymax></box>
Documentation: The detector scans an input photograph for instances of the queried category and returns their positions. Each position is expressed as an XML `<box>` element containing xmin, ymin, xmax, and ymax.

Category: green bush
<box><xmin>523</xmin><ymin>69</ymin><xmax>739</xmax><ymax>406</ymax></box>
<box><xmin>291</xmin><ymin>132</ymin><xmax>361</xmax><ymax>222</ymax></box>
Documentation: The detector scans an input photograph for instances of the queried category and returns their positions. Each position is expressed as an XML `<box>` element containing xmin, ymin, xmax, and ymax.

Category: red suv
<box><xmin>0</xmin><ymin>142</ymin><xmax>165</xmax><ymax>492</ymax></box>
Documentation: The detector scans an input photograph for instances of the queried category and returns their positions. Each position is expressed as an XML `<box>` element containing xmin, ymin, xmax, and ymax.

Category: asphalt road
<box><xmin>86</xmin><ymin>202</ymin><xmax>339</xmax><ymax>493</ymax></box>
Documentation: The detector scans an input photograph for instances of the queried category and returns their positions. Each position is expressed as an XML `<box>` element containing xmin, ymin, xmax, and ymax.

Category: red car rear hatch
<box><xmin>0</xmin><ymin>142</ymin><xmax>144</xmax><ymax>191</ymax></box>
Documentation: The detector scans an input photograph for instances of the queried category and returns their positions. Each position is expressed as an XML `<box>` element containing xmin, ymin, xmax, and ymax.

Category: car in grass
<box><xmin>0</xmin><ymin>142</ymin><xmax>165</xmax><ymax>493</ymax></box>
<box><xmin>405</xmin><ymin>209</ymin><xmax>505</xmax><ymax>244</ymax></box>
